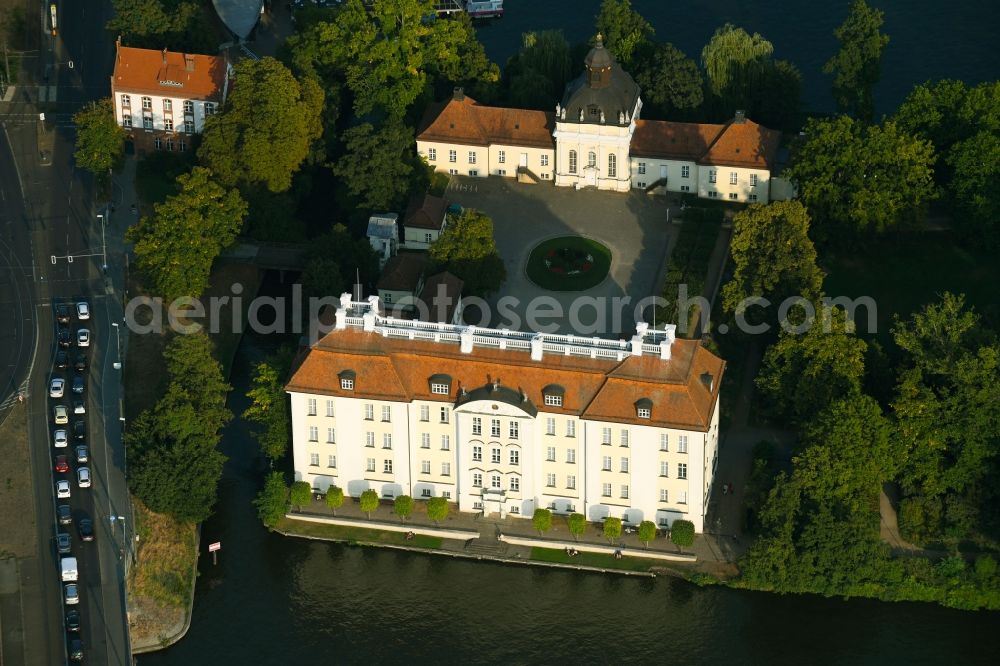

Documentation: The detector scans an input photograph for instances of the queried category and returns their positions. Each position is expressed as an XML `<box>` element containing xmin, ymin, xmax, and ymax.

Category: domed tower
<box><xmin>553</xmin><ymin>34</ymin><xmax>642</xmax><ymax>192</ymax></box>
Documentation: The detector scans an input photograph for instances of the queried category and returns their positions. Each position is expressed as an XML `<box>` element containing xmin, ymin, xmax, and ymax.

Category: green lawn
<box><xmin>525</xmin><ymin>236</ymin><xmax>612</xmax><ymax>291</ymax></box>
<box><xmin>529</xmin><ymin>547</ymin><xmax>657</xmax><ymax>572</ymax></box>
<box><xmin>277</xmin><ymin>517</ymin><xmax>445</xmax><ymax>550</ymax></box>
<box><xmin>822</xmin><ymin>232</ymin><xmax>1000</xmax><ymax>346</ymax></box>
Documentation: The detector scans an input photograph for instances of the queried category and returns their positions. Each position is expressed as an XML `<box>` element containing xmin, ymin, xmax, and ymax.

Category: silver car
<box><xmin>76</xmin><ymin>467</ymin><xmax>91</xmax><ymax>489</ymax></box>
<box><xmin>64</xmin><ymin>583</ymin><xmax>79</xmax><ymax>605</ymax></box>
<box><xmin>75</xmin><ymin>445</ymin><xmax>89</xmax><ymax>464</ymax></box>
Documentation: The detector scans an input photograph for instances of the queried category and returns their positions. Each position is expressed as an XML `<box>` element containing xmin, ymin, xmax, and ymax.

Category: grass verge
<box><xmin>277</xmin><ymin>516</ymin><xmax>445</xmax><ymax>550</ymax></box>
<box><xmin>525</xmin><ymin>236</ymin><xmax>612</xmax><ymax>291</ymax></box>
<box><xmin>528</xmin><ymin>547</ymin><xmax>658</xmax><ymax>572</ymax></box>
<box><xmin>0</xmin><ymin>403</ymin><xmax>35</xmax><ymax>559</ymax></box>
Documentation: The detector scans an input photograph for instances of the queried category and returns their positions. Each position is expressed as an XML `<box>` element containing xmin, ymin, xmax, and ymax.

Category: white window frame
<box><xmin>498</xmin><ymin>149</ymin><xmax>505</xmax><ymax>164</ymax></box>
<box><xmin>678</xmin><ymin>463</ymin><xmax>688</xmax><ymax>480</ymax></box>
<box><xmin>730</xmin><ymin>171</ymin><xmax>738</xmax><ymax>185</ymax></box>
<box><xmin>310</xmin><ymin>453</ymin><xmax>319</xmax><ymax>466</ymax></box>
<box><xmin>546</xmin><ymin>418</ymin><xmax>556</xmax><ymax>436</ymax></box>
<box><xmin>421</xmin><ymin>460</ymin><xmax>431</xmax><ymax>474</ymax></box>
<box><xmin>421</xmin><ymin>433</ymin><xmax>431</xmax><ymax>449</ymax></box>
<box><xmin>326</xmin><ymin>400</ymin><xmax>335</xmax><ymax>417</ymax></box>
<box><xmin>566</xmin><ymin>420</ymin><xmax>576</xmax><ymax>437</ymax></box>
<box><xmin>472</xmin><ymin>445</ymin><xmax>482</xmax><ymax>462</ymax></box>
<box><xmin>448</xmin><ymin>149</ymin><xmax>456</xmax><ymax>163</ymax></box>
<box><xmin>428</xmin><ymin>148</ymin><xmax>437</xmax><ymax>161</ymax></box>
<box><xmin>430</xmin><ymin>382</ymin><xmax>449</xmax><ymax>395</ymax></box>
<box><xmin>681</xmin><ymin>165</ymin><xmax>690</xmax><ymax>178</ymax></box>
<box><xmin>547</xmin><ymin>447</ymin><xmax>556</xmax><ymax>462</ymax></box>
<box><xmin>341</xmin><ymin>378</ymin><xmax>354</xmax><ymax>390</ymax></box>
<box><xmin>307</xmin><ymin>398</ymin><xmax>317</xmax><ymax>416</ymax></box>
<box><xmin>420</xmin><ymin>405</ymin><xmax>430</xmax><ymax>422</ymax></box>
<box><xmin>637</xmin><ymin>407</ymin><xmax>651</xmax><ymax>419</ymax></box>
<box><xmin>509</xmin><ymin>449</ymin><xmax>519</xmax><ymax>466</ymax></box>
<box><xmin>308</xmin><ymin>426</ymin><xmax>318</xmax><ymax>442</ymax></box>
<box><xmin>568</xmin><ymin>150</ymin><xmax>577</xmax><ymax>174</ymax></box>
<box><xmin>384</xmin><ymin>459</ymin><xmax>393</xmax><ymax>474</ymax></box>
<box><xmin>544</xmin><ymin>394</ymin><xmax>562</xmax><ymax>407</ymax></box>
<box><xmin>638</xmin><ymin>162</ymin><xmax>646</xmax><ymax>175</ymax></box>
<box><xmin>509</xmin><ymin>476</ymin><xmax>519</xmax><ymax>492</ymax></box>
<box><xmin>468</xmin><ymin>151</ymin><xmax>477</xmax><ymax>164</ymax></box>
<box><xmin>491</xmin><ymin>448</ymin><xmax>501</xmax><ymax>464</ymax></box>
<box><xmin>602</xmin><ymin>483</ymin><xmax>612</xmax><ymax>497</ymax></box>
<box><xmin>678</xmin><ymin>435</ymin><xmax>689</xmax><ymax>454</ymax></box>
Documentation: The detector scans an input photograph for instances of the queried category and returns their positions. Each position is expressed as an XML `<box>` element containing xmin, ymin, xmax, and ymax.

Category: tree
<box><xmin>426</xmin><ymin>496</ymin><xmax>449</xmax><ymax>524</ymax></box>
<box><xmin>568</xmin><ymin>513</ymin><xmax>587</xmax><ymax>542</ymax></box>
<box><xmin>394</xmin><ymin>495</ymin><xmax>414</xmax><ymax>521</ymax></box>
<box><xmin>637</xmin><ymin>521</ymin><xmax>657</xmax><ymax>548</ymax></box>
<box><xmin>603</xmin><ymin>517</ymin><xmax>622</xmax><ymax>544</ymax></box>
<box><xmin>429</xmin><ymin>209</ymin><xmax>506</xmax><ymax>296</ymax></box>
<box><xmin>722</xmin><ymin>201</ymin><xmax>824</xmax><ymax>322</ymax></box>
<box><xmin>506</xmin><ymin>31</ymin><xmax>573</xmax><ymax>110</ymax></box>
<box><xmin>823</xmin><ymin>0</ymin><xmax>890</xmax><ymax>120</ymax></box>
<box><xmin>254</xmin><ymin>472</ymin><xmax>289</xmax><ymax>528</ymax></box>
<box><xmin>243</xmin><ymin>347</ymin><xmax>295</xmax><ymax>462</ymax></box>
<box><xmin>787</xmin><ymin>116</ymin><xmax>936</xmax><ymax>241</ymax></box>
<box><xmin>756</xmin><ymin>308</ymin><xmax>868</xmax><ymax>424</ymax></box>
<box><xmin>532</xmin><ymin>508</ymin><xmax>553</xmax><ymax>536</ymax></box>
<box><xmin>288</xmin><ymin>0</ymin><xmax>497</xmax><ymax>118</ymax></box>
<box><xmin>670</xmin><ymin>520</ymin><xmax>694</xmax><ymax>551</ymax></box>
<box><xmin>300</xmin><ymin>224</ymin><xmax>379</xmax><ymax>300</ymax></box>
<box><xmin>701</xmin><ymin>24</ymin><xmax>773</xmax><ymax>115</ymax></box>
<box><xmin>359</xmin><ymin>489</ymin><xmax>379</xmax><ymax>519</ymax></box>
<box><xmin>333</xmin><ymin>120</ymin><xmax>415</xmax><ymax>211</ymax></box>
<box><xmin>325</xmin><ymin>486</ymin><xmax>345</xmax><ymax>515</ymax></box>
<box><xmin>633</xmin><ymin>43</ymin><xmax>703</xmax><ymax>117</ymax></box>
<box><xmin>73</xmin><ymin>99</ymin><xmax>125</xmax><ymax>177</ymax></box>
<box><xmin>127</xmin><ymin>166</ymin><xmax>247</xmax><ymax>302</ymax></box>
<box><xmin>289</xmin><ymin>481</ymin><xmax>312</xmax><ymax>512</ymax></box>
<box><xmin>948</xmin><ymin>131</ymin><xmax>1000</xmax><ymax>245</ymax></box>
<box><xmin>198</xmin><ymin>58</ymin><xmax>323</xmax><ymax>193</ymax></box>
<box><xmin>107</xmin><ymin>0</ymin><xmax>197</xmax><ymax>39</ymax></box>
<box><xmin>595</xmin><ymin>0</ymin><xmax>654</xmax><ymax>68</ymax></box>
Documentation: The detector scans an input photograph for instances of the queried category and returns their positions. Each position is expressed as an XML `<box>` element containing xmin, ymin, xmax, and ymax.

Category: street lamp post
<box><xmin>96</xmin><ymin>211</ymin><xmax>107</xmax><ymax>273</ymax></box>
<box><xmin>110</xmin><ymin>515</ymin><xmax>128</xmax><ymax>577</ymax></box>
<box><xmin>111</xmin><ymin>322</ymin><xmax>121</xmax><ymax>370</ymax></box>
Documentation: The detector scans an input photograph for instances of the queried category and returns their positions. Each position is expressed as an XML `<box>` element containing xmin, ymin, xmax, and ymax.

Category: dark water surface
<box><xmin>143</xmin><ymin>5</ymin><xmax>1000</xmax><ymax>661</ymax></box>
<box><xmin>474</xmin><ymin>0</ymin><xmax>1000</xmax><ymax>115</ymax></box>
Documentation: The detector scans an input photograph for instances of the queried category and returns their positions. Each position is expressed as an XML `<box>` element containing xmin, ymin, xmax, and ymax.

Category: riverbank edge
<box><xmin>132</xmin><ymin>527</ymin><xmax>200</xmax><ymax>655</ymax></box>
<box><xmin>273</xmin><ymin>525</ymin><xmax>659</xmax><ymax>578</ymax></box>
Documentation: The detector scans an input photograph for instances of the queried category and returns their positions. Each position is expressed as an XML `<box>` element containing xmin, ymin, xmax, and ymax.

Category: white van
<box><xmin>60</xmin><ymin>556</ymin><xmax>78</xmax><ymax>582</ymax></box>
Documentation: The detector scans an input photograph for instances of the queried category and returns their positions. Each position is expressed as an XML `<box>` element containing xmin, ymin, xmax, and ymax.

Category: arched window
<box><xmin>587</xmin><ymin>151</ymin><xmax>596</xmax><ymax>168</ymax></box>
<box><xmin>568</xmin><ymin>150</ymin><xmax>577</xmax><ymax>174</ymax></box>
<box><xmin>608</xmin><ymin>153</ymin><xmax>617</xmax><ymax>178</ymax></box>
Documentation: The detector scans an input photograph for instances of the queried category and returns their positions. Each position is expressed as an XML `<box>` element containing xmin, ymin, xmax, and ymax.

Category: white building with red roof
<box><xmin>111</xmin><ymin>41</ymin><xmax>231</xmax><ymax>153</ymax></box>
<box><xmin>286</xmin><ymin>295</ymin><xmax>723</xmax><ymax>532</ymax></box>
<box><xmin>417</xmin><ymin>35</ymin><xmax>791</xmax><ymax>203</ymax></box>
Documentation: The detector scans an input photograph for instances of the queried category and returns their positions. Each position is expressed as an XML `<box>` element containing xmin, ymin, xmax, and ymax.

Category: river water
<box><xmin>143</xmin><ymin>5</ymin><xmax>1000</xmax><ymax>662</ymax></box>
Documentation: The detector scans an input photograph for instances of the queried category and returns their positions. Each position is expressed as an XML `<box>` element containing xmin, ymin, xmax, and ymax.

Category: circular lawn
<box><xmin>525</xmin><ymin>236</ymin><xmax>612</xmax><ymax>291</ymax></box>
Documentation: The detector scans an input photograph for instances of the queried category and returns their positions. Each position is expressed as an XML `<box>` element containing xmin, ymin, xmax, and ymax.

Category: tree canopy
<box><xmin>359</xmin><ymin>489</ymin><xmax>380</xmax><ymax>518</ymax></box>
<box><xmin>532</xmin><ymin>508</ymin><xmax>553</xmax><ymax>535</ymax></box>
<box><xmin>243</xmin><ymin>347</ymin><xmax>295</xmax><ymax>462</ymax></box>
<box><xmin>823</xmin><ymin>0</ymin><xmax>890</xmax><ymax>120</ymax></box>
<box><xmin>429</xmin><ymin>209</ymin><xmax>506</xmax><ymax>296</ymax></box>
<box><xmin>505</xmin><ymin>31</ymin><xmax>573</xmax><ymax>110</ymax></box>
<box><xmin>595</xmin><ymin>0</ymin><xmax>654</xmax><ymax>68</ymax></box>
<box><xmin>198</xmin><ymin>57</ymin><xmax>323</xmax><ymax>193</ymax></box>
<box><xmin>300</xmin><ymin>224</ymin><xmax>380</xmax><ymax>300</ymax></box>
<box><xmin>254</xmin><ymin>472</ymin><xmax>289</xmax><ymax>528</ymax></box>
<box><xmin>106</xmin><ymin>0</ymin><xmax>216</xmax><ymax>52</ymax></box>
<box><xmin>73</xmin><ymin>98</ymin><xmax>126</xmax><ymax>177</ymax></box>
<box><xmin>127</xmin><ymin>166</ymin><xmax>247</xmax><ymax>302</ymax></box>
<box><xmin>721</xmin><ymin>201</ymin><xmax>824</xmax><ymax>321</ymax></box>
<box><xmin>426</xmin><ymin>496</ymin><xmax>449</xmax><ymax>524</ymax></box>
<box><xmin>333</xmin><ymin>119</ymin><xmax>416</xmax><ymax>211</ymax></box>
<box><xmin>787</xmin><ymin>116</ymin><xmax>936</xmax><ymax>241</ymax></box>
<box><xmin>632</xmin><ymin>43</ymin><xmax>703</xmax><ymax>117</ymax></box>
<box><xmin>394</xmin><ymin>495</ymin><xmax>414</xmax><ymax>520</ymax></box>
<box><xmin>290</xmin><ymin>481</ymin><xmax>312</xmax><ymax>511</ymax></box>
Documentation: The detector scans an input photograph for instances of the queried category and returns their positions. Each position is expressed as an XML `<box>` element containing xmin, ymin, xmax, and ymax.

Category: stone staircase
<box><xmin>464</xmin><ymin>538</ymin><xmax>508</xmax><ymax>557</ymax></box>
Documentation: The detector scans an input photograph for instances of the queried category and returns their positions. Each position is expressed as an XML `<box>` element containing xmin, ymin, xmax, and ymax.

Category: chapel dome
<box><xmin>559</xmin><ymin>34</ymin><xmax>640</xmax><ymax>127</ymax></box>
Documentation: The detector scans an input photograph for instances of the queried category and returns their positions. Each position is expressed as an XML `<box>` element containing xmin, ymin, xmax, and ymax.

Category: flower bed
<box><xmin>526</xmin><ymin>237</ymin><xmax>612</xmax><ymax>291</ymax></box>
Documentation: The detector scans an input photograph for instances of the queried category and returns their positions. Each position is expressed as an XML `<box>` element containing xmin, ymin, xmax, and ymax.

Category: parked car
<box><xmin>53</xmin><ymin>429</ymin><xmax>68</xmax><ymax>448</ymax></box>
<box><xmin>78</xmin><ymin>517</ymin><xmax>94</xmax><ymax>542</ymax></box>
<box><xmin>53</xmin><ymin>405</ymin><xmax>68</xmax><ymax>425</ymax></box>
<box><xmin>73</xmin><ymin>401</ymin><xmax>85</xmax><ymax>415</ymax></box>
<box><xmin>56</xmin><ymin>531</ymin><xmax>72</xmax><ymax>554</ymax></box>
<box><xmin>68</xmin><ymin>637</ymin><xmax>83</xmax><ymax>662</ymax></box>
<box><xmin>75</xmin><ymin>445</ymin><xmax>88</xmax><ymax>464</ymax></box>
<box><xmin>54</xmin><ymin>454</ymin><xmax>69</xmax><ymax>473</ymax></box>
<box><xmin>71</xmin><ymin>376</ymin><xmax>84</xmax><ymax>395</ymax></box>
<box><xmin>55</xmin><ymin>303</ymin><xmax>71</xmax><ymax>324</ymax></box>
<box><xmin>76</xmin><ymin>329</ymin><xmax>90</xmax><ymax>347</ymax></box>
<box><xmin>49</xmin><ymin>377</ymin><xmax>65</xmax><ymax>398</ymax></box>
<box><xmin>75</xmin><ymin>302</ymin><xmax>90</xmax><ymax>320</ymax></box>
<box><xmin>55</xmin><ymin>351</ymin><xmax>69</xmax><ymax>369</ymax></box>
<box><xmin>57</xmin><ymin>327</ymin><xmax>72</xmax><ymax>348</ymax></box>
<box><xmin>72</xmin><ymin>421</ymin><xmax>86</xmax><ymax>441</ymax></box>
<box><xmin>73</xmin><ymin>355</ymin><xmax>87</xmax><ymax>372</ymax></box>
<box><xmin>65</xmin><ymin>609</ymin><xmax>81</xmax><ymax>632</ymax></box>
<box><xmin>64</xmin><ymin>583</ymin><xmax>79</xmax><ymax>605</ymax></box>
<box><xmin>76</xmin><ymin>467</ymin><xmax>91</xmax><ymax>488</ymax></box>
<box><xmin>56</xmin><ymin>480</ymin><xmax>71</xmax><ymax>499</ymax></box>
<box><xmin>57</xmin><ymin>504</ymin><xmax>72</xmax><ymax>525</ymax></box>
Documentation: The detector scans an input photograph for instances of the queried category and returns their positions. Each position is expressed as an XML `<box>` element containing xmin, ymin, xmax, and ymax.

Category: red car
<box><xmin>54</xmin><ymin>455</ymin><xmax>69</xmax><ymax>473</ymax></box>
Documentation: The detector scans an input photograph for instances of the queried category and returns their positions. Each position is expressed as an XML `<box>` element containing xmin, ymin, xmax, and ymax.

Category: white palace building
<box><xmin>416</xmin><ymin>35</ymin><xmax>794</xmax><ymax>203</ymax></box>
<box><xmin>287</xmin><ymin>296</ymin><xmax>724</xmax><ymax>532</ymax></box>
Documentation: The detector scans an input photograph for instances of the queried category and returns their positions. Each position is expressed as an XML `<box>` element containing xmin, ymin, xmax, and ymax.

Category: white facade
<box><xmin>113</xmin><ymin>91</ymin><xmax>218</xmax><ymax>135</ymax></box>
<box><xmin>287</xmin><ymin>298</ymin><xmax>723</xmax><ymax>533</ymax></box>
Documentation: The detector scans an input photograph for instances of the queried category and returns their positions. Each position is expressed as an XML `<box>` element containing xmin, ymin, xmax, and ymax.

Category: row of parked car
<box><xmin>51</xmin><ymin>301</ymin><xmax>91</xmax><ymax>662</ymax></box>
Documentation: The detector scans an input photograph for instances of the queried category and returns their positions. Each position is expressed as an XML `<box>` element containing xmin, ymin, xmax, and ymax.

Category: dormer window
<box><xmin>429</xmin><ymin>374</ymin><xmax>452</xmax><ymax>395</ymax></box>
<box><xmin>542</xmin><ymin>384</ymin><xmax>565</xmax><ymax>408</ymax></box>
<box><xmin>635</xmin><ymin>398</ymin><xmax>653</xmax><ymax>419</ymax></box>
<box><xmin>338</xmin><ymin>370</ymin><xmax>356</xmax><ymax>391</ymax></box>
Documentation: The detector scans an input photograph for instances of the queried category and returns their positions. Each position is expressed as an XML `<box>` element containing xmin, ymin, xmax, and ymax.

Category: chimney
<box><xmin>185</xmin><ymin>54</ymin><xmax>195</xmax><ymax>72</ymax></box>
<box><xmin>734</xmin><ymin>109</ymin><xmax>746</xmax><ymax>124</ymax></box>
<box><xmin>453</xmin><ymin>87</ymin><xmax>464</xmax><ymax>101</ymax></box>
<box><xmin>530</xmin><ymin>335</ymin><xmax>544</xmax><ymax>361</ymax></box>
<box><xmin>162</xmin><ymin>47</ymin><xmax>168</xmax><ymax>65</ymax></box>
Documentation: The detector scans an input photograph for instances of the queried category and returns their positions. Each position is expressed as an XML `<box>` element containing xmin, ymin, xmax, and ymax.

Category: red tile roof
<box><xmin>112</xmin><ymin>44</ymin><xmax>227</xmax><ymax>101</ymax></box>
<box><xmin>286</xmin><ymin>329</ymin><xmax>724</xmax><ymax>432</ymax></box>
<box><xmin>632</xmin><ymin>118</ymin><xmax>781</xmax><ymax>170</ymax></box>
<box><xmin>417</xmin><ymin>95</ymin><xmax>556</xmax><ymax>150</ymax></box>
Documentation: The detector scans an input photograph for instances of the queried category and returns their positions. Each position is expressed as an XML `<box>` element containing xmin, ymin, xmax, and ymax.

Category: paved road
<box><xmin>0</xmin><ymin>0</ymin><xmax>131</xmax><ymax>663</ymax></box>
